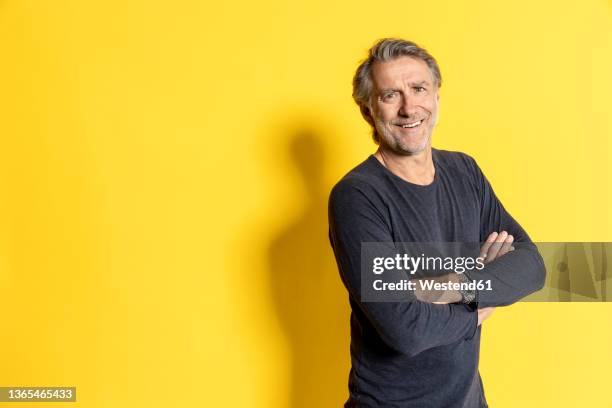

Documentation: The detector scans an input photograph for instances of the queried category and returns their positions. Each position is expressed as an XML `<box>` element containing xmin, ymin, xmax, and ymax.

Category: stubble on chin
<box><xmin>376</xmin><ymin>123</ymin><xmax>430</xmax><ymax>156</ymax></box>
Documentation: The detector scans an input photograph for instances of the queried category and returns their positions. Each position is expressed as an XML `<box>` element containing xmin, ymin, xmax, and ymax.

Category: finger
<box><xmin>483</xmin><ymin>232</ymin><xmax>505</xmax><ymax>262</ymax></box>
<box><xmin>498</xmin><ymin>234</ymin><xmax>514</xmax><ymax>258</ymax></box>
<box><xmin>487</xmin><ymin>231</ymin><xmax>508</xmax><ymax>261</ymax></box>
<box><xmin>480</xmin><ymin>232</ymin><xmax>498</xmax><ymax>261</ymax></box>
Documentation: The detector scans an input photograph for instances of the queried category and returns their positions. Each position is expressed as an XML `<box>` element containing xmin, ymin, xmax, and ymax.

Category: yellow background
<box><xmin>0</xmin><ymin>0</ymin><xmax>611</xmax><ymax>407</ymax></box>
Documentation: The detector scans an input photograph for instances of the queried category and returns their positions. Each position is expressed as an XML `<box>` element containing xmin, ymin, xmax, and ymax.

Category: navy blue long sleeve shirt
<box><xmin>328</xmin><ymin>149</ymin><xmax>545</xmax><ymax>407</ymax></box>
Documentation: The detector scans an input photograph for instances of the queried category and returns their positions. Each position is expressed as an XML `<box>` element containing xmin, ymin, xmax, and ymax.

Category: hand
<box><xmin>480</xmin><ymin>231</ymin><xmax>514</xmax><ymax>264</ymax></box>
<box><xmin>477</xmin><ymin>307</ymin><xmax>495</xmax><ymax>326</ymax></box>
<box><xmin>415</xmin><ymin>273</ymin><xmax>462</xmax><ymax>304</ymax></box>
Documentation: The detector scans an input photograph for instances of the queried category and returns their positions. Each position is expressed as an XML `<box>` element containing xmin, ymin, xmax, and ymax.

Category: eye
<box><xmin>381</xmin><ymin>91</ymin><xmax>398</xmax><ymax>102</ymax></box>
<box><xmin>414</xmin><ymin>86</ymin><xmax>426</xmax><ymax>93</ymax></box>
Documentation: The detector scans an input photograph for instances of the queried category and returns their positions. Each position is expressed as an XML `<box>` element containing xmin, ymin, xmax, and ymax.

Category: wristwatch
<box><xmin>456</xmin><ymin>273</ymin><xmax>476</xmax><ymax>304</ymax></box>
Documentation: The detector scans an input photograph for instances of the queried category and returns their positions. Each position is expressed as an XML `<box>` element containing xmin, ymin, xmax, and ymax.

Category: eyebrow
<box><xmin>379</xmin><ymin>88</ymin><xmax>401</xmax><ymax>94</ymax></box>
<box><xmin>378</xmin><ymin>81</ymin><xmax>430</xmax><ymax>93</ymax></box>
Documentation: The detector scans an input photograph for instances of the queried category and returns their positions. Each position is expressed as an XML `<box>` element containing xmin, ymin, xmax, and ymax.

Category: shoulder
<box><xmin>329</xmin><ymin>156</ymin><xmax>387</xmax><ymax>209</ymax></box>
<box><xmin>433</xmin><ymin>148</ymin><xmax>484</xmax><ymax>179</ymax></box>
<box><xmin>434</xmin><ymin>148</ymin><xmax>478</xmax><ymax>170</ymax></box>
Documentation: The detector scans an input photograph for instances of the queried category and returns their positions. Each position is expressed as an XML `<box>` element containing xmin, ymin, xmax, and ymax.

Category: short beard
<box><xmin>375</xmin><ymin>121</ymin><xmax>430</xmax><ymax>156</ymax></box>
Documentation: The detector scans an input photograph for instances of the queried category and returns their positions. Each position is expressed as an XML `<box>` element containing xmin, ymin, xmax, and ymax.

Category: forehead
<box><xmin>370</xmin><ymin>56</ymin><xmax>434</xmax><ymax>89</ymax></box>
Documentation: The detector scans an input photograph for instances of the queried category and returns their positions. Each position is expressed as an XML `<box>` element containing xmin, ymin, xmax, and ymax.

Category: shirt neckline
<box><xmin>368</xmin><ymin>149</ymin><xmax>440</xmax><ymax>189</ymax></box>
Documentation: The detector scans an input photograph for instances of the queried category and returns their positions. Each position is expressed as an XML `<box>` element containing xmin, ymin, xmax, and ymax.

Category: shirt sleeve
<box><xmin>462</xmin><ymin>156</ymin><xmax>546</xmax><ymax>307</ymax></box>
<box><xmin>328</xmin><ymin>179</ymin><xmax>479</xmax><ymax>357</ymax></box>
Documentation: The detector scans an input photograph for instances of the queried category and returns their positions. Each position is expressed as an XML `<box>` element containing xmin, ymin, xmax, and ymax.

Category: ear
<box><xmin>360</xmin><ymin>105</ymin><xmax>375</xmax><ymax>127</ymax></box>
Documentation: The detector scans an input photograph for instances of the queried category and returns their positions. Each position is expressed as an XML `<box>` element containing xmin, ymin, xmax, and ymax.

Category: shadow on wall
<box><xmin>268</xmin><ymin>129</ymin><xmax>350</xmax><ymax>408</ymax></box>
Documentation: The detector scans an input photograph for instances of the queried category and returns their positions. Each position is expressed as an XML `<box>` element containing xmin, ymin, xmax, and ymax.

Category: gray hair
<box><xmin>352</xmin><ymin>38</ymin><xmax>442</xmax><ymax>143</ymax></box>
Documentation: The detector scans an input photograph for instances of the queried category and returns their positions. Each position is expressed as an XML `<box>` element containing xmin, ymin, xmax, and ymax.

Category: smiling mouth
<box><xmin>395</xmin><ymin>120</ymin><xmax>423</xmax><ymax>129</ymax></box>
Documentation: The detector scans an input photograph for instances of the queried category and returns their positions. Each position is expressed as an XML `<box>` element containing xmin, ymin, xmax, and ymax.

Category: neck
<box><xmin>374</xmin><ymin>146</ymin><xmax>435</xmax><ymax>186</ymax></box>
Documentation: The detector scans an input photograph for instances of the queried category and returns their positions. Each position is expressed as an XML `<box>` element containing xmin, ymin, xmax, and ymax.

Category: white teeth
<box><xmin>401</xmin><ymin>120</ymin><xmax>422</xmax><ymax>128</ymax></box>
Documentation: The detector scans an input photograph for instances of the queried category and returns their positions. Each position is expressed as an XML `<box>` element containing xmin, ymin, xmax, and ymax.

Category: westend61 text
<box><xmin>373</xmin><ymin>279</ymin><xmax>493</xmax><ymax>291</ymax></box>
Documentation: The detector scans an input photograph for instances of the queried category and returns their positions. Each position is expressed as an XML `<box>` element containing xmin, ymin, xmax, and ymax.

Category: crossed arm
<box><xmin>415</xmin><ymin>231</ymin><xmax>517</xmax><ymax>326</ymax></box>
<box><xmin>328</xmin><ymin>167</ymin><xmax>545</xmax><ymax>356</ymax></box>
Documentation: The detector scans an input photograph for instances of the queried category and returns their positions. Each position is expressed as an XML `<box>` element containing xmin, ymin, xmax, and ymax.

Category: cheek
<box><xmin>376</xmin><ymin>105</ymin><xmax>398</xmax><ymax>122</ymax></box>
<box><xmin>428</xmin><ymin>95</ymin><xmax>440</xmax><ymax>112</ymax></box>
<box><xmin>420</xmin><ymin>97</ymin><xmax>438</xmax><ymax>112</ymax></box>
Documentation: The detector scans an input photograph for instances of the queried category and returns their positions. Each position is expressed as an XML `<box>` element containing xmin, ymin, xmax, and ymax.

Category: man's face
<box><xmin>368</xmin><ymin>56</ymin><xmax>440</xmax><ymax>155</ymax></box>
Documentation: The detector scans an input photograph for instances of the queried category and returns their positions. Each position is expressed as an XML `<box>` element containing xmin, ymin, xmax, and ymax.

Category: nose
<box><xmin>399</xmin><ymin>94</ymin><xmax>417</xmax><ymax>117</ymax></box>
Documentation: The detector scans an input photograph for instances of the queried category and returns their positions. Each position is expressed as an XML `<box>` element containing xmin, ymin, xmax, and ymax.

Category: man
<box><xmin>328</xmin><ymin>39</ymin><xmax>546</xmax><ymax>407</ymax></box>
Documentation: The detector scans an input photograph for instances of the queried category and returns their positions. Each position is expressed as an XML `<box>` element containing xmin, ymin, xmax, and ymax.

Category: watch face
<box><xmin>457</xmin><ymin>273</ymin><xmax>476</xmax><ymax>303</ymax></box>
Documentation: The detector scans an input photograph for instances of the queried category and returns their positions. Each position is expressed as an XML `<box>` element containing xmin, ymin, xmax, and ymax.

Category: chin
<box><xmin>392</xmin><ymin>136</ymin><xmax>430</xmax><ymax>155</ymax></box>
<box><xmin>377</xmin><ymin>126</ymin><xmax>431</xmax><ymax>155</ymax></box>
<box><xmin>395</xmin><ymin>145</ymin><xmax>427</xmax><ymax>156</ymax></box>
